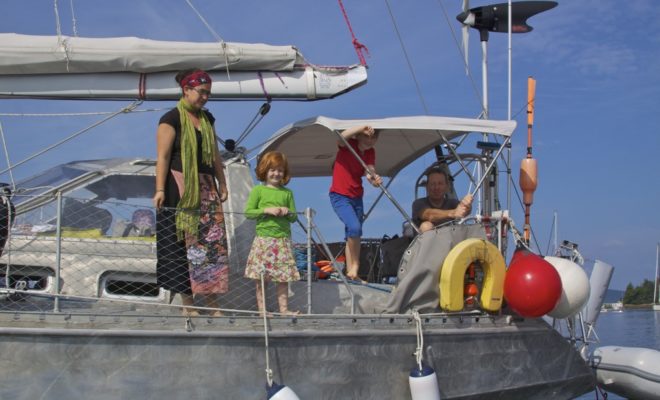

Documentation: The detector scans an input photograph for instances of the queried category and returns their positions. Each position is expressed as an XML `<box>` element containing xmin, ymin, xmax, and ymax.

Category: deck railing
<box><xmin>0</xmin><ymin>193</ymin><xmax>367</xmax><ymax>316</ymax></box>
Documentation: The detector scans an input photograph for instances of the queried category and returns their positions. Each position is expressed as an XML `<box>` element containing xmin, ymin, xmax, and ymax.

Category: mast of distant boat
<box><xmin>654</xmin><ymin>242</ymin><xmax>660</xmax><ymax>310</ymax></box>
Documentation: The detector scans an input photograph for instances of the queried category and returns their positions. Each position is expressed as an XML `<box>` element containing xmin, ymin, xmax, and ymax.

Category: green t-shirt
<box><xmin>244</xmin><ymin>185</ymin><xmax>297</xmax><ymax>238</ymax></box>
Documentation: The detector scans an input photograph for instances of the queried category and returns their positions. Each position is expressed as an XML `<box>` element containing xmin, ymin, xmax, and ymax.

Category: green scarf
<box><xmin>175</xmin><ymin>98</ymin><xmax>215</xmax><ymax>239</ymax></box>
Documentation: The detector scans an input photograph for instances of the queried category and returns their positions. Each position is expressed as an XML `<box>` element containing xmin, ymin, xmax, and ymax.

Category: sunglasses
<box><xmin>191</xmin><ymin>87</ymin><xmax>211</xmax><ymax>97</ymax></box>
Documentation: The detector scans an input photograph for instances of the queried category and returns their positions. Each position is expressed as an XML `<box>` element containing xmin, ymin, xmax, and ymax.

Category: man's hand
<box><xmin>452</xmin><ymin>194</ymin><xmax>473</xmax><ymax>218</ymax></box>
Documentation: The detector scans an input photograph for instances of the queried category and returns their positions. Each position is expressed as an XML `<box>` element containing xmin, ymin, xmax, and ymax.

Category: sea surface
<box><xmin>574</xmin><ymin>309</ymin><xmax>660</xmax><ymax>399</ymax></box>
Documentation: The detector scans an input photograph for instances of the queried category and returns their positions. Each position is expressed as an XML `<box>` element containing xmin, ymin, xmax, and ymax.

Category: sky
<box><xmin>0</xmin><ymin>0</ymin><xmax>658</xmax><ymax>290</ymax></box>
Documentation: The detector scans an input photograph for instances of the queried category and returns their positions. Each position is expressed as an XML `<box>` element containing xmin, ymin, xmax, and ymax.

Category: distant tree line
<box><xmin>622</xmin><ymin>279</ymin><xmax>656</xmax><ymax>305</ymax></box>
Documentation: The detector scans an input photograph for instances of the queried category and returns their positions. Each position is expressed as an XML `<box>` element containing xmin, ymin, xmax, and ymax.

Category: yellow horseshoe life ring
<box><xmin>439</xmin><ymin>238</ymin><xmax>505</xmax><ymax>312</ymax></box>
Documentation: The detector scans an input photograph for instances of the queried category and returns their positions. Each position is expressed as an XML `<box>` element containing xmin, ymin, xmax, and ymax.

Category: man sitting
<box><xmin>411</xmin><ymin>168</ymin><xmax>473</xmax><ymax>233</ymax></box>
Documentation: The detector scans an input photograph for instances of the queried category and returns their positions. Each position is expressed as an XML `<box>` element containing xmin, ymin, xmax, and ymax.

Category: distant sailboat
<box><xmin>654</xmin><ymin>242</ymin><xmax>660</xmax><ymax>311</ymax></box>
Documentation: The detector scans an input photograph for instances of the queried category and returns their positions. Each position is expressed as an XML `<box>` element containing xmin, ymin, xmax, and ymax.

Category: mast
<box><xmin>654</xmin><ymin>242</ymin><xmax>659</xmax><ymax>306</ymax></box>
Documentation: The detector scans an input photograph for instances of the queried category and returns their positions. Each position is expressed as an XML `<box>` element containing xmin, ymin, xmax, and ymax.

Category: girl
<box><xmin>244</xmin><ymin>151</ymin><xmax>300</xmax><ymax>315</ymax></box>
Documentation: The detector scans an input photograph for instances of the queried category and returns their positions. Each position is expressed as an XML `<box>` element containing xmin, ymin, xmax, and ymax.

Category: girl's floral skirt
<box><xmin>245</xmin><ymin>236</ymin><xmax>300</xmax><ymax>282</ymax></box>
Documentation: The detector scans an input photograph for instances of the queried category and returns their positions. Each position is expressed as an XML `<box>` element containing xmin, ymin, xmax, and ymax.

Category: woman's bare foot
<box><xmin>182</xmin><ymin>308</ymin><xmax>200</xmax><ymax>317</ymax></box>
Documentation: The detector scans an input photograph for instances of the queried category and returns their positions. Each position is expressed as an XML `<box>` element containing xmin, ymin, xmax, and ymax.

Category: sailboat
<box><xmin>0</xmin><ymin>1</ymin><xmax>603</xmax><ymax>399</ymax></box>
<box><xmin>654</xmin><ymin>242</ymin><xmax>660</xmax><ymax>311</ymax></box>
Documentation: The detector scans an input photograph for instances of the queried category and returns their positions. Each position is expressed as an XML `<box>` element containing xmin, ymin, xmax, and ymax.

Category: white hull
<box><xmin>593</xmin><ymin>346</ymin><xmax>660</xmax><ymax>400</ymax></box>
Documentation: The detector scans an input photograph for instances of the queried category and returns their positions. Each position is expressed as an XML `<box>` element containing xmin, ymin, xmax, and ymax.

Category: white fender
<box><xmin>409</xmin><ymin>365</ymin><xmax>441</xmax><ymax>400</ymax></box>
<box><xmin>544</xmin><ymin>256</ymin><xmax>590</xmax><ymax>319</ymax></box>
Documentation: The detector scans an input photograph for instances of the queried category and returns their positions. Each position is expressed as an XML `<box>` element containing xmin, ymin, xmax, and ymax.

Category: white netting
<box><xmin>0</xmin><ymin>193</ymin><xmax>328</xmax><ymax>316</ymax></box>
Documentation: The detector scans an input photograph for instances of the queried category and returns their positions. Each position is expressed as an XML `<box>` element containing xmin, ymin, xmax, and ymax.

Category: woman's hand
<box><xmin>219</xmin><ymin>186</ymin><xmax>228</xmax><ymax>202</ymax></box>
<box><xmin>153</xmin><ymin>191</ymin><xmax>165</xmax><ymax>210</ymax></box>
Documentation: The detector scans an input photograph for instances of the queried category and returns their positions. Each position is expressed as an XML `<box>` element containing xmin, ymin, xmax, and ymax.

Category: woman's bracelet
<box><xmin>156</xmin><ymin>189</ymin><xmax>165</xmax><ymax>193</ymax></box>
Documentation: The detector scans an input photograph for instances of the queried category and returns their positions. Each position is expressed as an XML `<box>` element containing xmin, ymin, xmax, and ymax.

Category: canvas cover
<box><xmin>0</xmin><ymin>34</ymin><xmax>300</xmax><ymax>74</ymax></box>
<box><xmin>260</xmin><ymin>115</ymin><xmax>516</xmax><ymax>178</ymax></box>
<box><xmin>382</xmin><ymin>223</ymin><xmax>487</xmax><ymax>314</ymax></box>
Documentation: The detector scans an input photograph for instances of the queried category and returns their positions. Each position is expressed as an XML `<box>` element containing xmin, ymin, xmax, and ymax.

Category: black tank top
<box><xmin>158</xmin><ymin>108</ymin><xmax>216</xmax><ymax>175</ymax></box>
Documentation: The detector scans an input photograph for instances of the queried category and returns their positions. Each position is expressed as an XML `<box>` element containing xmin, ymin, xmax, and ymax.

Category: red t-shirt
<box><xmin>329</xmin><ymin>138</ymin><xmax>375</xmax><ymax>198</ymax></box>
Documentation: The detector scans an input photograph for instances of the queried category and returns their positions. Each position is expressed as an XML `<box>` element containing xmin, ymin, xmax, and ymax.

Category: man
<box><xmin>411</xmin><ymin>168</ymin><xmax>473</xmax><ymax>233</ymax></box>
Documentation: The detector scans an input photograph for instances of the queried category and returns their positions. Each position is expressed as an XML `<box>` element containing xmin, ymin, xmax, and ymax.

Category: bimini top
<box><xmin>259</xmin><ymin>115</ymin><xmax>517</xmax><ymax>178</ymax></box>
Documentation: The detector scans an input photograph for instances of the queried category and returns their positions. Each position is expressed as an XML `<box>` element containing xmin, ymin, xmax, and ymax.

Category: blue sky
<box><xmin>1</xmin><ymin>0</ymin><xmax>658</xmax><ymax>290</ymax></box>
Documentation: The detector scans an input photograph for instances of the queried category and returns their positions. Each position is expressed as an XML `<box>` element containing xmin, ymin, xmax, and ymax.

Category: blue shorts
<box><xmin>329</xmin><ymin>192</ymin><xmax>363</xmax><ymax>239</ymax></box>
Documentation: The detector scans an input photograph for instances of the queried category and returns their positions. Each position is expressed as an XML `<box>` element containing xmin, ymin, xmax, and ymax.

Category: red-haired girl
<box><xmin>244</xmin><ymin>151</ymin><xmax>300</xmax><ymax>315</ymax></box>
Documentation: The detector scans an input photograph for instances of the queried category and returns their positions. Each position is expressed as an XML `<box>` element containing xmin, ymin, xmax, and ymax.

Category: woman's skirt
<box><xmin>245</xmin><ymin>236</ymin><xmax>300</xmax><ymax>282</ymax></box>
<box><xmin>156</xmin><ymin>171</ymin><xmax>229</xmax><ymax>295</ymax></box>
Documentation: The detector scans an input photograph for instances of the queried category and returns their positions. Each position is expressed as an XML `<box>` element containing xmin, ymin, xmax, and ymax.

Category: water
<box><xmin>575</xmin><ymin>310</ymin><xmax>660</xmax><ymax>399</ymax></box>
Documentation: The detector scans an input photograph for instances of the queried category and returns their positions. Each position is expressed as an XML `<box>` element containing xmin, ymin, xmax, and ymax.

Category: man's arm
<box><xmin>420</xmin><ymin>207</ymin><xmax>458</xmax><ymax>224</ymax></box>
<box><xmin>419</xmin><ymin>194</ymin><xmax>473</xmax><ymax>223</ymax></box>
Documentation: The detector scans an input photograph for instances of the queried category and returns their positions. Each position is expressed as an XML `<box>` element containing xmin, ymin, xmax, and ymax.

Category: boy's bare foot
<box><xmin>346</xmin><ymin>276</ymin><xmax>367</xmax><ymax>284</ymax></box>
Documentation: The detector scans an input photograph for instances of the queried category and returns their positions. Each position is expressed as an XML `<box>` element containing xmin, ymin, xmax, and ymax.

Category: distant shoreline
<box><xmin>621</xmin><ymin>304</ymin><xmax>655</xmax><ymax>310</ymax></box>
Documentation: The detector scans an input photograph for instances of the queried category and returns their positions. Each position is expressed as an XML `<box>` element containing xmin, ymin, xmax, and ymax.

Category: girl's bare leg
<box><xmin>255</xmin><ymin>280</ymin><xmax>266</xmax><ymax>315</ymax></box>
<box><xmin>277</xmin><ymin>282</ymin><xmax>299</xmax><ymax>315</ymax></box>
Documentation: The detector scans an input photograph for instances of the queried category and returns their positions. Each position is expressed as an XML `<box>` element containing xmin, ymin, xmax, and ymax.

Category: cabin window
<box><xmin>0</xmin><ymin>265</ymin><xmax>54</xmax><ymax>292</ymax></box>
<box><xmin>99</xmin><ymin>271</ymin><xmax>164</xmax><ymax>301</ymax></box>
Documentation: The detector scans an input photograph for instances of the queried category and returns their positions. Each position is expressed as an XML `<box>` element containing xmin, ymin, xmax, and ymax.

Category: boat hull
<box><xmin>593</xmin><ymin>346</ymin><xmax>660</xmax><ymax>400</ymax></box>
<box><xmin>0</xmin><ymin>313</ymin><xmax>594</xmax><ymax>400</ymax></box>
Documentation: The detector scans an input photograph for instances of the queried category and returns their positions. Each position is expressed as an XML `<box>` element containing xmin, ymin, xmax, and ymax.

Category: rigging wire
<box><xmin>69</xmin><ymin>0</ymin><xmax>78</xmax><ymax>36</ymax></box>
<box><xmin>184</xmin><ymin>0</ymin><xmax>231</xmax><ymax>80</ymax></box>
<box><xmin>0</xmin><ymin>121</ymin><xmax>16</xmax><ymax>190</ymax></box>
<box><xmin>184</xmin><ymin>0</ymin><xmax>224</xmax><ymax>42</ymax></box>
<box><xmin>234</xmin><ymin>103</ymin><xmax>271</xmax><ymax>146</ymax></box>
<box><xmin>0</xmin><ymin>101</ymin><xmax>142</xmax><ymax>177</ymax></box>
<box><xmin>53</xmin><ymin>0</ymin><xmax>72</xmax><ymax>71</ymax></box>
<box><xmin>53</xmin><ymin>0</ymin><xmax>63</xmax><ymax>39</ymax></box>
<box><xmin>0</xmin><ymin>107</ymin><xmax>167</xmax><ymax>118</ymax></box>
<box><xmin>383</xmin><ymin>0</ymin><xmax>429</xmax><ymax>115</ymax></box>
<box><xmin>436</xmin><ymin>0</ymin><xmax>485</xmax><ymax>118</ymax></box>
<box><xmin>544</xmin><ymin>214</ymin><xmax>556</xmax><ymax>256</ymax></box>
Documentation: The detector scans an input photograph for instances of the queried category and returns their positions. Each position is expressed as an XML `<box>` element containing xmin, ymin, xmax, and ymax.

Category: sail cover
<box><xmin>0</xmin><ymin>34</ymin><xmax>367</xmax><ymax>100</ymax></box>
<box><xmin>0</xmin><ymin>34</ymin><xmax>300</xmax><ymax>74</ymax></box>
<box><xmin>259</xmin><ymin>115</ymin><xmax>517</xmax><ymax>178</ymax></box>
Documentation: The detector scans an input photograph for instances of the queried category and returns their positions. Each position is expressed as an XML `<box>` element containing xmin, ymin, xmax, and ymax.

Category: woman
<box><xmin>153</xmin><ymin>68</ymin><xmax>229</xmax><ymax>317</ymax></box>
